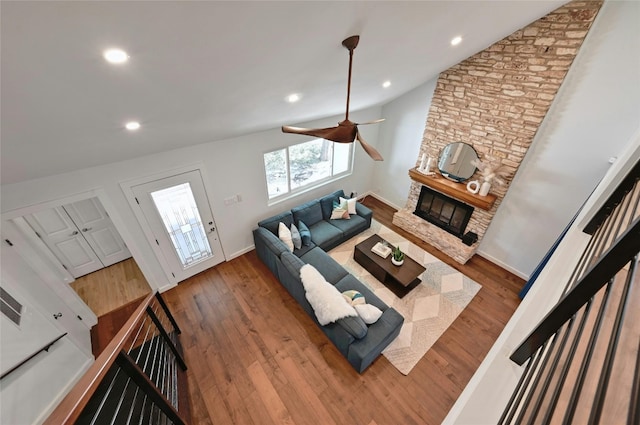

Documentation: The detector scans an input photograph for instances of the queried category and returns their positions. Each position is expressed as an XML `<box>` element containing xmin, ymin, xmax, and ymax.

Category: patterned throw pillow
<box><xmin>330</xmin><ymin>200</ymin><xmax>350</xmax><ymax>220</ymax></box>
<box><xmin>342</xmin><ymin>290</ymin><xmax>383</xmax><ymax>324</ymax></box>
<box><xmin>342</xmin><ymin>290</ymin><xmax>366</xmax><ymax>305</ymax></box>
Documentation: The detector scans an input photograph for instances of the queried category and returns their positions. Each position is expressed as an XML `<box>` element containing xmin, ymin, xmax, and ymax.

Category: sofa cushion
<box><xmin>308</xmin><ymin>221</ymin><xmax>343</xmax><ymax>249</ymax></box>
<box><xmin>254</xmin><ymin>227</ymin><xmax>288</xmax><ymax>257</ymax></box>
<box><xmin>336</xmin><ymin>316</ymin><xmax>368</xmax><ymax>339</ymax></box>
<box><xmin>329</xmin><ymin>214</ymin><xmax>367</xmax><ymax>238</ymax></box>
<box><xmin>292</xmin><ymin>200</ymin><xmax>323</xmax><ymax>227</ymax></box>
<box><xmin>300</xmin><ymin>247</ymin><xmax>349</xmax><ymax>284</ymax></box>
<box><xmin>259</xmin><ymin>211</ymin><xmax>293</xmax><ymax>235</ymax></box>
<box><xmin>293</xmin><ymin>241</ymin><xmax>316</xmax><ymax>258</ymax></box>
<box><xmin>319</xmin><ymin>190</ymin><xmax>346</xmax><ymax>220</ymax></box>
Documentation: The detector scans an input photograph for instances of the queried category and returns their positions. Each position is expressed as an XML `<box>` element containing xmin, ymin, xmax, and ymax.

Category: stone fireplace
<box><xmin>392</xmin><ymin>0</ymin><xmax>602</xmax><ymax>264</ymax></box>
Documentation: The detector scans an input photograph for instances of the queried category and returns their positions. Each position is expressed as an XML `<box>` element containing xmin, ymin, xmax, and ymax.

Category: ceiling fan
<box><xmin>282</xmin><ymin>35</ymin><xmax>384</xmax><ymax>161</ymax></box>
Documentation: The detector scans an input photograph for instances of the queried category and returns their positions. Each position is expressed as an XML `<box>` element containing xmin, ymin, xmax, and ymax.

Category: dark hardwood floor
<box><xmin>157</xmin><ymin>196</ymin><xmax>524</xmax><ymax>424</ymax></box>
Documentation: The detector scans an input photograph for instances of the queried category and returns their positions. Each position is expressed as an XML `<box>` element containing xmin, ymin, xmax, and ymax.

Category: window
<box><xmin>264</xmin><ymin>139</ymin><xmax>352</xmax><ymax>200</ymax></box>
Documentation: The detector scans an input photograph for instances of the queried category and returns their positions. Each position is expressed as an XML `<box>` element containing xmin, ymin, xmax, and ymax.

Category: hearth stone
<box><xmin>392</xmin><ymin>209</ymin><xmax>476</xmax><ymax>264</ymax></box>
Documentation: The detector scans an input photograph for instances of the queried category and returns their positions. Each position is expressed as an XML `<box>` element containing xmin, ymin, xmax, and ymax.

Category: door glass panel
<box><xmin>150</xmin><ymin>183</ymin><xmax>212</xmax><ymax>269</ymax></box>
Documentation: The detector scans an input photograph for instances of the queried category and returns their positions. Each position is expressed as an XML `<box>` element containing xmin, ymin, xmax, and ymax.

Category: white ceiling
<box><xmin>1</xmin><ymin>1</ymin><xmax>566</xmax><ymax>184</ymax></box>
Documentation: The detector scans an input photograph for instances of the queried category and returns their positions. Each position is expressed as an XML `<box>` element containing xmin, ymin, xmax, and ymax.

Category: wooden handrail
<box><xmin>43</xmin><ymin>292</ymin><xmax>155</xmax><ymax>425</ymax></box>
<box><xmin>0</xmin><ymin>333</ymin><xmax>67</xmax><ymax>380</ymax></box>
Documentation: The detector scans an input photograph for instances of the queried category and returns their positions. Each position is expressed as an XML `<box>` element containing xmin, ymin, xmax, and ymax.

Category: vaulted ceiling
<box><xmin>1</xmin><ymin>1</ymin><xmax>566</xmax><ymax>184</ymax></box>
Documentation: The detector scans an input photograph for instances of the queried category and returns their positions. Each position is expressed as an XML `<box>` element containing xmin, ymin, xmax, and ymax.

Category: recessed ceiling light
<box><xmin>104</xmin><ymin>48</ymin><xmax>129</xmax><ymax>64</ymax></box>
<box><xmin>451</xmin><ymin>36</ymin><xmax>463</xmax><ymax>46</ymax></box>
<box><xmin>125</xmin><ymin>121</ymin><xmax>140</xmax><ymax>131</ymax></box>
<box><xmin>286</xmin><ymin>93</ymin><xmax>301</xmax><ymax>103</ymax></box>
<box><xmin>382</xmin><ymin>80</ymin><xmax>391</xmax><ymax>88</ymax></box>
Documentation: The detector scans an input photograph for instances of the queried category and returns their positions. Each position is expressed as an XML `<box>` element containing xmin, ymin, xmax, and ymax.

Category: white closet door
<box><xmin>63</xmin><ymin>198</ymin><xmax>131</xmax><ymax>267</ymax></box>
<box><xmin>24</xmin><ymin>207</ymin><xmax>103</xmax><ymax>278</ymax></box>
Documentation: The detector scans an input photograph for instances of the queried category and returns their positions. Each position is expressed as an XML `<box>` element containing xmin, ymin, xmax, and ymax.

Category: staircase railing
<box><xmin>499</xmin><ymin>160</ymin><xmax>640</xmax><ymax>424</ymax></box>
<box><xmin>44</xmin><ymin>292</ymin><xmax>190</xmax><ymax>425</ymax></box>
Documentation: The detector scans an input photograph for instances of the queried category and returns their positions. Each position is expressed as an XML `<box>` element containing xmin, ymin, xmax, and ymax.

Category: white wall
<box><xmin>372</xmin><ymin>79</ymin><xmax>437</xmax><ymax>209</ymax></box>
<box><xmin>1</xmin><ymin>107</ymin><xmax>382</xmax><ymax>292</ymax></box>
<box><xmin>444</xmin><ymin>130</ymin><xmax>640</xmax><ymax>425</ymax></box>
<box><xmin>477</xmin><ymin>0</ymin><xmax>640</xmax><ymax>277</ymax></box>
<box><xmin>1</xmin><ymin>242</ymin><xmax>93</xmax><ymax>424</ymax></box>
<box><xmin>372</xmin><ymin>1</ymin><xmax>640</xmax><ymax>279</ymax></box>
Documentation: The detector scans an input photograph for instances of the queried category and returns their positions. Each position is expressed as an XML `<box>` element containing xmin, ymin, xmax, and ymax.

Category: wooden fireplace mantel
<box><xmin>408</xmin><ymin>168</ymin><xmax>496</xmax><ymax>211</ymax></box>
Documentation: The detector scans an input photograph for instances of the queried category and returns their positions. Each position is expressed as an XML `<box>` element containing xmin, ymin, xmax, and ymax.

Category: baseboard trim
<box><xmin>227</xmin><ymin>245</ymin><xmax>255</xmax><ymax>261</ymax></box>
<box><xmin>476</xmin><ymin>250</ymin><xmax>530</xmax><ymax>280</ymax></box>
<box><xmin>364</xmin><ymin>191</ymin><xmax>404</xmax><ymax>211</ymax></box>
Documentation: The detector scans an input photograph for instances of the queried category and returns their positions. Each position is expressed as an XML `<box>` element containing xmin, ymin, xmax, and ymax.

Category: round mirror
<box><xmin>437</xmin><ymin>142</ymin><xmax>479</xmax><ymax>182</ymax></box>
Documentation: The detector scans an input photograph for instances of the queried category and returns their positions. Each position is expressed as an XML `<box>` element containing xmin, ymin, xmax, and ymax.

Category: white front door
<box><xmin>131</xmin><ymin>170</ymin><xmax>224</xmax><ymax>282</ymax></box>
<box><xmin>24</xmin><ymin>207</ymin><xmax>104</xmax><ymax>278</ymax></box>
<box><xmin>63</xmin><ymin>198</ymin><xmax>131</xmax><ymax>267</ymax></box>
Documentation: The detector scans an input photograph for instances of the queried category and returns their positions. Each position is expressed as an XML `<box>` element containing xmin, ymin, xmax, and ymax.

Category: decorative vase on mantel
<box><xmin>479</xmin><ymin>181</ymin><xmax>491</xmax><ymax>197</ymax></box>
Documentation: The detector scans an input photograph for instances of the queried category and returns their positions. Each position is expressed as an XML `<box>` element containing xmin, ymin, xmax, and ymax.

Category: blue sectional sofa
<box><xmin>253</xmin><ymin>190</ymin><xmax>404</xmax><ymax>373</ymax></box>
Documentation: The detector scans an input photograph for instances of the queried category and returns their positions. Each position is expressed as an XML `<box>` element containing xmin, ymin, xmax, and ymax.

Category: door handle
<box><xmin>69</xmin><ymin>230</ymin><xmax>79</xmax><ymax>236</ymax></box>
<box><xmin>82</xmin><ymin>227</ymin><xmax>92</xmax><ymax>232</ymax></box>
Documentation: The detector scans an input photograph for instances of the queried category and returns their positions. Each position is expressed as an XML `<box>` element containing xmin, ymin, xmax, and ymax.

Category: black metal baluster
<box><xmin>115</xmin><ymin>352</ymin><xmax>186</xmax><ymax>425</ymax></box>
<box><xmin>561</xmin><ymin>281</ymin><xmax>614</xmax><ymax>425</ymax></box>
<box><xmin>540</xmin><ymin>298</ymin><xmax>593</xmax><ymax>424</ymax></box>
<box><xmin>146</xmin><ymin>306</ymin><xmax>187</xmax><ymax>371</ymax></box>
<box><xmin>588</xmin><ymin>255</ymin><xmax>638</xmax><ymax>425</ymax></box>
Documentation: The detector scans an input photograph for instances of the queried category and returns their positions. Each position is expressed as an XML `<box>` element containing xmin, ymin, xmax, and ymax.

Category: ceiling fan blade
<box><xmin>282</xmin><ymin>125</ymin><xmax>356</xmax><ymax>143</ymax></box>
<box><xmin>355</xmin><ymin>118</ymin><xmax>385</xmax><ymax>126</ymax></box>
<box><xmin>356</xmin><ymin>130</ymin><xmax>383</xmax><ymax>161</ymax></box>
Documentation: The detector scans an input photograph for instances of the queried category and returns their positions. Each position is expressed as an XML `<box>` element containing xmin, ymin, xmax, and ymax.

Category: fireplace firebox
<box><xmin>414</xmin><ymin>186</ymin><xmax>474</xmax><ymax>238</ymax></box>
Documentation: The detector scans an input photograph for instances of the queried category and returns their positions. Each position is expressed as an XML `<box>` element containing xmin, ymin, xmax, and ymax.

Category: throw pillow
<box><xmin>330</xmin><ymin>200</ymin><xmax>350</xmax><ymax>220</ymax></box>
<box><xmin>278</xmin><ymin>222</ymin><xmax>294</xmax><ymax>252</ymax></box>
<box><xmin>340</xmin><ymin>196</ymin><xmax>357</xmax><ymax>215</ymax></box>
<box><xmin>342</xmin><ymin>289</ymin><xmax>366</xmax><ymax>305</ymax></box>
<box><xmin>290</xmin><ymin>223</ymin><xmax>302</xmax><ymax>250</ymax></box>
<box><xmin>342</xmin><ymin>289</ymin><xmax>383</xmax><ymax>325</ymax></box>
<box><xmin>297</xmin><ymin>220</ymin><xmax>312</xmax><ymax>246</ymax></box>
<box><xmin>354</xmin><ymin>304</ymin><xmax>383</xmax><ymax>325</ymax></box>
<box><xmin>300</xmin><ymin>264</ymin><xmax>357</xmax><ymax>325</ymax></box>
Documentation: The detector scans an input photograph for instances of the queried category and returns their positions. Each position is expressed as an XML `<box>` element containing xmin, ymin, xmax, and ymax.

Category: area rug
<box><xmin>328</xmin><ymin>220</ymin><xmax>481</xmax><ymax>375</ymax></box>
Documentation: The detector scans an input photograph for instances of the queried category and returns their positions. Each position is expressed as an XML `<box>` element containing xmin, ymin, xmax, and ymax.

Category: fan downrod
<box><xmin>342</xmin><ymin>35</ymin><xmax>360</xmax><ymax>51</ymax></box>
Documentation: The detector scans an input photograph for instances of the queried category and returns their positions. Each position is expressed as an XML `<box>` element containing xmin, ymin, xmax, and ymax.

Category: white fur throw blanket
<box><xmin>300</xmin><ymin>264</ymin><xmax>357</xmax><ymax>325</ymax></box>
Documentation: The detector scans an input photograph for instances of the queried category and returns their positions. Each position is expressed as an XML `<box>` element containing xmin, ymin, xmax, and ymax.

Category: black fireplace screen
<box><xmin>414</xmin><ymin>186</ymin><xmax>474</xmax><ymax>238</ymax></box>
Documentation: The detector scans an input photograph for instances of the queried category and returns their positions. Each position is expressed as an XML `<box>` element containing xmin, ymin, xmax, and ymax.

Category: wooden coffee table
<box><xmin>354</xmin><ymin>234</ymin><xmax>426</xmax><ymax>298</ymax></box>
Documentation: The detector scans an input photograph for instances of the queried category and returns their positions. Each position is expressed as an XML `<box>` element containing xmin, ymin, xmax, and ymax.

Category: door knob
<box><xmin>69</xmin><ymin>230</ymin><xmax>79</xmax><ymax>236</ymax></box>
<box><xmin>82</xmin><ymin>227</ymin><xmax>92</xmax><ymax>232</ymax></box>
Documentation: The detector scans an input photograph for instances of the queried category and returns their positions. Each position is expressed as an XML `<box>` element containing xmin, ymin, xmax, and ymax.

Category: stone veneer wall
<box><xmin>393</xmin><ymin>0</ymin><xmax>603</xmax><ymax>263</ymax></box>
